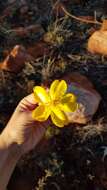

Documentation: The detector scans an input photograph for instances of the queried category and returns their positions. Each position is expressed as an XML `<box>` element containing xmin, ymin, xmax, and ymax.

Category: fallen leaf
<box><xmin>27</xmin><ymin>41</ymin><xmax>50</xmax><ymax>59</ymax></box>
<box><xmin>101</xmin><ymin>19</ymin><xmax>107</xmax><ymax>31</ymax></box>
<box><xmin>88</xmin><ymin>30</ymin><xmax>107</xmax><ymax>55</ymax></box>
<box><xmin>0</xmin><ymin>45</ymin><xmax>34</xmax><ymax>73</ymax></box>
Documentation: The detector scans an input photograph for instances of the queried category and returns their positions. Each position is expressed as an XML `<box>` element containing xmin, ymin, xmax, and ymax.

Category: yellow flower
<box><xmin>32</xmin><ymin>80</ymin><xmax>78</xmax><ymax>127</ymax></box>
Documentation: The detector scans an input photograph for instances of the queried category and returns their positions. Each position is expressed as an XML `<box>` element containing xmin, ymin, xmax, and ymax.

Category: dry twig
<box><xmin>61</xmin><ymin>5</ymin><xmax>102</xmax><ymax>25</ymax></box>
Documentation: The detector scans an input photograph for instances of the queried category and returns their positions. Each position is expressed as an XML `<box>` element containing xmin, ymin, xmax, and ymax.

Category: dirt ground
<box><xmin>0</xmin><ymin>0</ymin><xmax>107</xmax><ymax>190</ymax></box>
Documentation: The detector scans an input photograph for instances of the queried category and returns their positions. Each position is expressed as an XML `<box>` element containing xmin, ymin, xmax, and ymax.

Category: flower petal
<box><xmin>54</xmin><ymin>80</ymin><xmax>67</xmax><ymax>99</ymax></box>
<box><xmin>52</xmin><ymin>106</ymin><xmax>68</xmax><ymax>121</ymax></box>
<box><xmin>32</xmin><ymin>105</ymin><xmax>50</xmax><ymax>121</ymax></box>
<box><xmin>62</xmin><ymin>93</ymin><xmax>77</xmax><ymax>104</ymax></box>
<box><xmin>60</xmin><ymin>102</ymin><xmax>78</xmax><ymax>112</ymax></box>
<box><xmin>51</xmin><ymin>112</ymin><xmax>65</xmax><ymax>127</ymax></box>
<box><xmin>33</xmin><ymin>86</ymin><xmax>50</xmax><ymax>103</ymax></box>
<box><xmin>50</xmin><ymin>80</ymin><xmax>59</xmax><ymax>99</ymax></box>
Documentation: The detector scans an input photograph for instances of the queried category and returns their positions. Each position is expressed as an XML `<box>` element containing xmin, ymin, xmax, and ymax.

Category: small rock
<box><xmin>63</xmin><ymin>73</ymin><xmax>101</xmax><ymax>124</ymax></box>
<box><xmin>0</xmin><ymin>45</ymin><xmax>34</xmax><ymax>73</ymax></box>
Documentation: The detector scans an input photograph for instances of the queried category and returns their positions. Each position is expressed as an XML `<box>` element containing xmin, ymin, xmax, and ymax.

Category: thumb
<box><xmin>18</xmin><ymin>94</ymin><xmax>37</xmax><ymax>112</ymax></box>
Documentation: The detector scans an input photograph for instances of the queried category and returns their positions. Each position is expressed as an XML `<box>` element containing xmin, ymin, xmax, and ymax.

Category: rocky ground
<box><xmin>0</xmin><ymin>0</ymin><xmax>107</xmax><ymax>190</ymax></box>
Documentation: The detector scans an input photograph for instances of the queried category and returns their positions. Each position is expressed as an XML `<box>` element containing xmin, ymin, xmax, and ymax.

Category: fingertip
<box><xmin>25</xmin><ymin>93</ymin><xmax>36</xmax><ymax>104</ymax></box>
<box><xmin>19</xmin><ymin>93</ymin><xmax>37</xmax><ymax>111</ymax></box>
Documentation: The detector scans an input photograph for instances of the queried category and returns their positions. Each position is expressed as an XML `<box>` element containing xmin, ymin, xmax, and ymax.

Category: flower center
<box><xmin>53</xmin><ymin>99</ymin><xmax>60</xmax><ymax>106</ymax></box>
<box><xmin>45</xmin><ymin>98</ymin><xmax>60</xmax><ymax>107</ymax></box>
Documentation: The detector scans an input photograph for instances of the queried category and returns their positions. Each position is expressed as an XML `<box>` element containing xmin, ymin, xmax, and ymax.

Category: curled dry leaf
<box><xmin>88</xmin><ymin>19</ymin><xmax>107</xmax><ymax>55</ymax></box>
<box><xmin>62</xmin><ymin>73</ymin><xmax>101</xmax><ymax>124</ymax></box>
<box><xmin>0</xmin><ymin>45</ymin><xmax>34</xmax><ymax>73</ymax></box>
<box><xmin>0</xmin><ymin>41</ymin><xmax>50</xmax><ymax>73</ymax></box>
<box><xmin>101</xmin><ymin>19</ymin><xmax>107</xmax><ymax>31</ymax></box>
<box><xmin>88</xmin><ymin>30</ymin><xmax>107</xmax><ymax>55</ymax></box>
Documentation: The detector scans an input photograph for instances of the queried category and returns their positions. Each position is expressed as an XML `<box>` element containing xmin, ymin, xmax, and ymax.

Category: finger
<box><xmin>19</xmin><ymin>93</ymin><xmax>37</xmax><ymax>111</ymax></box>
<box><xmin>25</xmin><ymin>93</ymin><xmax>36</xmax><ymax>104</ymax></box>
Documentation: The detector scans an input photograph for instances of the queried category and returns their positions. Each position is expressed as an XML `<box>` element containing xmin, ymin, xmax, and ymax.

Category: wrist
<box><xmin>0</xmin><ymin>129</ymin><xmax>22</xmax><ymax>160</ymax></box>
<box><xmin>0</xmin><ymin>130</ymin><xmax>21</xmax><ymax>190</ymax></box>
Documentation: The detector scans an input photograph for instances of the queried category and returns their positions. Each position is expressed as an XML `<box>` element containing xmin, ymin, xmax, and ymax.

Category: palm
<box><xmin>21</xmin><ymin>121</ymin><xmax>47</xmax><ymax>153</ymax></box>
<box><xmin>6</xmin><ymin>94</ymin><xmax>48</xmax><ymax>154</ymax></box>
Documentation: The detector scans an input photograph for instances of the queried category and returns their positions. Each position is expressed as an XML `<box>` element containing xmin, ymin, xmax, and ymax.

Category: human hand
<box><xmin>1</xmin><ymin>94</ymin><xmax>48</xmax><ymax>156</ymax></box>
